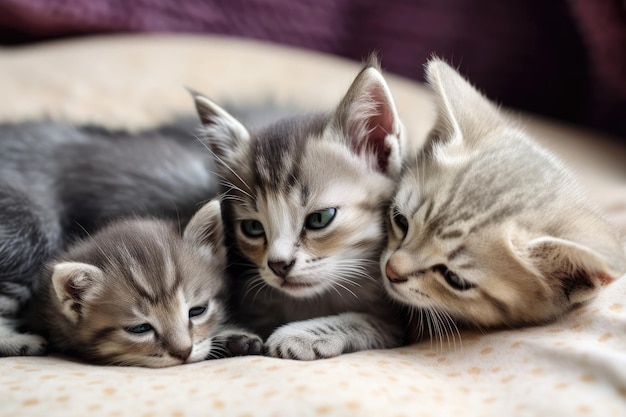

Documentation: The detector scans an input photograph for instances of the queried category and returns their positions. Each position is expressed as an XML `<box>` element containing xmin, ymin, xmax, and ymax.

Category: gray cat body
<box><xmin>0</xmin><ymin>121</ymin><xmax>219</xmax><ymax>356</ymax></box>
<box><xmin>192</xmin><ymin>59</ymin><xmax>409</xmax><ymax>360</ymax></box>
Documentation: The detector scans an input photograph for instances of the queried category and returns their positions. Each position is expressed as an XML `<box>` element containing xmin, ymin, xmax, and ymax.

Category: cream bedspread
<box><xmin>1</xmin><ymin>35</ymin><xmax>625</xmax><ymax>417</ymax></box>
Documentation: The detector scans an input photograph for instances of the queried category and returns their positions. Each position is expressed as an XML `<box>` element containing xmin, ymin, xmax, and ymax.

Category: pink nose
<box><xmin>386</xmin><ymin>262</ymin><xmax>407</xmax><ymax>283</ymax></box>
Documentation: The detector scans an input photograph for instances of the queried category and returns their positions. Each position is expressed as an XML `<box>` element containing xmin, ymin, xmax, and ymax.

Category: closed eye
<box><xmin>391</xmin><ymin>206</ymin><xmax>409</xmax><ymax>236</ymax></box>
<box><xmin>189</xmin><ymin>305</ymin><xmax>208</xmax><ymax>318</ymax></box>
<box><xmin>434</xmin><ymin>264</ymin><xmax>475</xmax><ymax>291</ymax></box>
<box><xmin>125</xmin><ymin>323</ymin><xmax>153</xmax><ymax>334</ymax></box>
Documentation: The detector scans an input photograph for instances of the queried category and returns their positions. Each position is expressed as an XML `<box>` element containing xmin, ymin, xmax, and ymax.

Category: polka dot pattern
<box><xmin>1</xmin><ymin>35</ymin><xmax>626</xmax><ymax>417</ymax></box>
<box><xmin>2</xmin><ymin>273</ymin><xmax>624</xmax><ymax>417</ymax></box>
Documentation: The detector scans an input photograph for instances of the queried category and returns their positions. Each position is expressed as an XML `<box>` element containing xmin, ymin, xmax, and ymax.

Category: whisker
<box><xmin>194</xmin><ymin>134</ymin><xmax>255</xmax><ymax>199</ymax></box>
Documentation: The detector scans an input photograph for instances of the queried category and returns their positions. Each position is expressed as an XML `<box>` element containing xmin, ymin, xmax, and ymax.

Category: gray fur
<box><xmin>193</xmin><ymin>60</ymin><xmax>408</xmax><ymax>360</ymax></box>
<box><xmin>25</xmin><ymin>202</ymin><xmax>261</xmax><ymax>367</ymax></box>
<box><xmin>0</xmin><ymin>120</ymin><xmax>219</xmax><ymax>356</ymax></box>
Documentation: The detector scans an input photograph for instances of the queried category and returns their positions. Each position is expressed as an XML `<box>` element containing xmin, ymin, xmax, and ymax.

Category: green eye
<box><xmin>241</xmin><ymin>220</ymin><xmax>265</xmax><ymax>237</ymax></box>
<box><xmin>189</xmin><ymin>305</ymin><xmax>207</xmax><ymax>318</ymax></box>
<box><xmin>125</xmin><ymin>323</ymin><xmax>153</xmax><ymax>334</ymax></box>
<box><xmin>305</xmin><ymin>208</ymin><xmax>337</xmax><ymax>230</ymax></box>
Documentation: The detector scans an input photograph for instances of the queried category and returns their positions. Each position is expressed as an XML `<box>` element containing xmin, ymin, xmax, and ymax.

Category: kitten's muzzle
<box><xmin>385</xmin><ymin>262</ymin><xmax>408</xmax><ymax>283</ymax></box>
<box><xmin>170</xmin><ymin>346</ymin><xmax>192</xmax><ymax>362</ymax></box>
<box><xmin>268</xmin><ymin>259</ymin><xmax>295</xmax><ymax>278</ymax></box>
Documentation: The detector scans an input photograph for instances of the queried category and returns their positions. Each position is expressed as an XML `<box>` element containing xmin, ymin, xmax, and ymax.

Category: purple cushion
<box><xmin>1</xmin><ymin>0</ymin><xmax>624</xmax><ymax>138</ymax></box>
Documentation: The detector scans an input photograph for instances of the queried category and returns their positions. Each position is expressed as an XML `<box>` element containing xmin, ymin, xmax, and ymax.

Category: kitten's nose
<box><xmin>268</xmin><ymin>259</ymin><xmax>295</xmax><ymax>278</ymax></box>
<box><xmin>169</xmin><ymin>346</ymin><xmax>192</xmax><ymax>361</ymax></box>
<box><xmin>386</xmin><ymin>262</ymin><xmax>407</xmax><ymax>283</ymax></box>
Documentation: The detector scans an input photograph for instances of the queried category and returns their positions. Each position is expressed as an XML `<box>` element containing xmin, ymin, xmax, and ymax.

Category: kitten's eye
<box><xmin>189</xmin><ymin>305</ymin><xmax>207</xmax><ymax>318</ymax></box>
<box><xmin>435</xmin><ymin>265</ymin><xmax>474</xmax><ymax>291</ymax></box>
<box><xmin>305</xmin><ymin>208</ymin><xmax>336</xmax><ymax>230</ymax></box>
<box><xmin>125</xmin><ymin>323</ymin><xmax>153</xmax><ymax>334</ymax></box>
<box><xmin>241</xmin><ymin>220</ymin><xmax>265</xmax><ymax>238</ymax></box>
<box><xmin>392</xmin><ymin>207</ymin><xmax>409</xmax><ymax>235</ymax></box>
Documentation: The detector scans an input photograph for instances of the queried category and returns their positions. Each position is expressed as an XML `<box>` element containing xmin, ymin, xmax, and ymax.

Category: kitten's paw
<box><xmin>0</xmin><ymin>333</ymin><xmax>48</xmax><ymax>357</ymax></box>
<box><xmin>266</xmin><ymin>327</ymin><xmax>345</xmax><ymax>361</ymax></box>
<box><xmin>209</xmin><ymin>330</ymin><xmax>263</xmax><ymax>359</ymax></box>
<box><xmin>225</xmin><ymin>333</ymin><xmax>263</xmax><ymax>357</ymax></box>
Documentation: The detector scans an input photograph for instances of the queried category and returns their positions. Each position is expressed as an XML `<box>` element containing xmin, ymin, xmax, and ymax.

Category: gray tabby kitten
<box><xmin>191</xmin><ymin>59</ymin><xmax>407</xmax><ymax>360</ymax></box>
<box><xmin>0</xmin><ymin>122</ymin><xmax>218</xmax><ymax>356</ymax></box>
<box><xmin>27</xmin><ymin>200</ymin><xmax>261</xmax><ymax>367</ymax></box>
<box><xmin>383</xmin><ymin>59</ymin><xmax>626</xmax><ymax>337</ymax></box>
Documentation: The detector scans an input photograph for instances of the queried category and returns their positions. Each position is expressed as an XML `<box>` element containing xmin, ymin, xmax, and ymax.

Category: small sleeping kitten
<box><xmin>382</xmin><ymin>59</ymin><xmax>626</xmax><ymax>337</ymax></box>
<box><xmin>26</xmin><ymin>200</ymin><xmax>261</xmax><ymax>367</ymax></box>
<box><xmin>191</xmin><ymin>58</ymin><xmax>407</xmax><ymax>360</ymax></box>
<box><xmin>0</xmin><ymin>121</ymin><xmax>218</xmax><ymax>356</ymax></box>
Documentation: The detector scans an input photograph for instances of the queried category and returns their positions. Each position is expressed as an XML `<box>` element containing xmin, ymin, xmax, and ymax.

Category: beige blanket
<box><xmin>1</xmin><ymin>35</ymin><xmax>625</xmax><ymax>417</ymax></box>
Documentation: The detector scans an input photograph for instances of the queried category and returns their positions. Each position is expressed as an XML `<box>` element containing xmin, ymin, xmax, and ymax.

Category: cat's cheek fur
<box><xmin>235</xmin><ymin>234</ymin><xmax>266</xmax><ymax>268</ymax></box>
<box><xmin>186</xmin><ymin>301</ymin><xmax>226</xmax><ymax>363</ymax></box>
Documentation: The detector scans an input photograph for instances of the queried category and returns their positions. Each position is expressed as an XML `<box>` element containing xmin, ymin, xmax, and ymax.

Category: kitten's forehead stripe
<box><xmin>301</xmin><ymin>184</ymin><xmax>310</xmax><ymax>207</ymax></box>
<box><xmin>250</xmin><ymin>114</ymin><xmax>327</xmax><ymax>193</ymax></box>
<box><xmin>422</xmin><ymin>199</ymin><xmax>434</xmax><ymax>223</ymax></box>
<box><xmin>446</xmin><ymin>245</ymin><xmax>467</xmax><ymax>261</ymax></box>
<box><xmin>440</xmin><ymin>229</ymin><xmax>464</xmax><ymax>240</ymax></box>
<box><xmin>467</xmin><ymin>203</ymin><xmax>525</xmax><ymax>235</ymax></box>
<box><xmin>425</xmin><ymin>145</ymin><xmax>553</xmax><ymax>238</ymax></box>
<box><xmin>84</xmin><ymin>222</ymin><xmax>183</xmax><ymax>306</ymax></box>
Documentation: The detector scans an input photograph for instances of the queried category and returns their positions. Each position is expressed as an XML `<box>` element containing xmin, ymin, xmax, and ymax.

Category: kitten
<box><xmin>382</xmin><ymin>59</ymin><xmax>626</xmax><ymax>337</ymax></box>
<box><xmin>26</xmin><ymin>200</ymin><xmax>261</xmax><ymax>367</ymax></box>
<box><xmin>191</xmin><ymin>58</ymin><xmax>408</xmax><ymax>360</ymax></box>
<box><xmin>0</xmin><ymin>121</ymin><xmax>218</xmax><ymax>356</ymax></box>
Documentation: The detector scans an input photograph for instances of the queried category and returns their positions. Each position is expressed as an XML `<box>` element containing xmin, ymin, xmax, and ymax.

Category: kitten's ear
<box><xmin>51</xmin><ymin>262</ymin><xmax>104</xmax><ymax>324</ymax></box>
<box><xmin>188</xmin><ymin>88</ymin><xmax>251</xmax><ymax>167</ymax></box>
<box><xmin>330</xmin><ymin>57</ymin><xmax>404</xmax><ymax>177</ymax></box>
<box><xmin>184</xmin><ymin>199</ymin><xmax>227</xmax><ymax>260</ymax></box>
<box><xmin>424</xmin><ymin>58</ymin><xmax>503</xmax><ymax>149</ymax></box>
<box><xmin>524</xmin><ymin>237</ymin><xmax>623</xmax><ymax>304</ymax></box>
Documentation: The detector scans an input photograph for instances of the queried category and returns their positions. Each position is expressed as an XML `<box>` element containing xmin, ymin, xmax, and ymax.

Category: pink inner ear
<box><xmin>597</xmin><ymin>273</ymin><xmax>614</xmax><ymax>285</ymax></box>
<box><xmin>353</xmin><ymin>86</ymin><xmax>395</xmax><ymax>174</ymax></box>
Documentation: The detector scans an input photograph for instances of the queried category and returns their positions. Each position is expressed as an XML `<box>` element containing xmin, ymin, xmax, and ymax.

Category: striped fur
<box><xmin>382</xmin><ymin>59</ymin><xmax>626</xmax><ymax>340</ymax></box>
<box><xmin>0</xmin><ymin>121</ymin><xmax>219</xmax><ymax>357</ymax></box>
<box><xmin>193</xmin><ymin>59</ymin><xmax>408</xmax><ymax>360</ymax></box>
<box><xmin>26</xmin><ymin>201</ymin><xmax>261</xmax><ymax>367</ymax></box>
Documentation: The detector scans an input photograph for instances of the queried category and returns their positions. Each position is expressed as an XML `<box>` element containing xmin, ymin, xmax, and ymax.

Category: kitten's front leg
<box><xmin>208</xmin><ymin>327</ymin><xmax>263</xmax><ymax>359</ymax></box>
<box><xmin>0</xmin><ymin>318</ymin><xmax>47</xmax><ymax>357</ymax></box>
<box><xmin>266</xmin><ymin>312</ymin><xmax>404</xmax><ymax>360</ymax></box>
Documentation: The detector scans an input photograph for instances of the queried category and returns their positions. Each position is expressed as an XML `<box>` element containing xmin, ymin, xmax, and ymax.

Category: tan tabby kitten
<box><xmin>192</xmin><ymin>58</ymin><xmax>407</xmax><ymax>360</ymax></box>
<box><xmin>382</xmin><ymin>59</ymin><xmax>625</xmax><ymax>335</ymax></box>
<box><xmin>28</xmin><ymin>200</ymin><xmax>261</xmax><ymax>367</ymax></box>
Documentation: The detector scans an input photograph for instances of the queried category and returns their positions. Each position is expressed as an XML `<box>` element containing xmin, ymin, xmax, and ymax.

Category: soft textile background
<box><xmin>0</xmin><ymin>0</ymin><xmax>625</xmax><ymax>138</ymax></box>
<box><xmin>0</xmin><ymin>35</ymin><xmax>625</xmax><ymax>417</ymax></box>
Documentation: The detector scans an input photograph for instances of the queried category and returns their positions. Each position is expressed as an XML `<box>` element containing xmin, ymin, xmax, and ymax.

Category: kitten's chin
<box><xmin>265</xmin><ymin>274</ymin><xmax>328</xmax><ymax>298</ymax></box>
<box><xmin>278</xmin><ymin>281</ymin><xmax>327</xmax><ymax>298</ymax></box>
